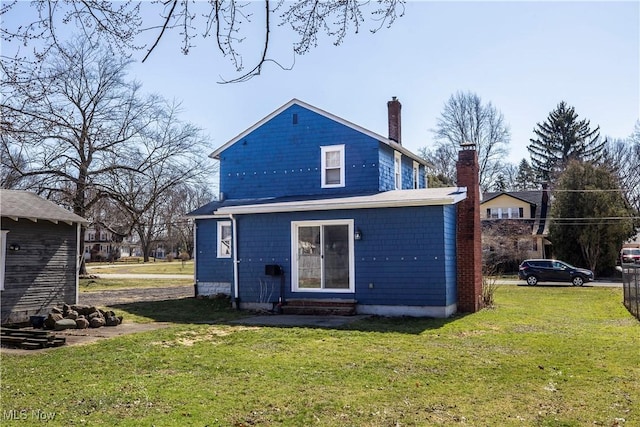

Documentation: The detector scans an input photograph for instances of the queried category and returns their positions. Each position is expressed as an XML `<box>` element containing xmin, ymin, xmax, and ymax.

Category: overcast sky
<box><xmin>5</xmin><ymin>1</ymin><xmax>639</xmax><ymax>166</ymax></box>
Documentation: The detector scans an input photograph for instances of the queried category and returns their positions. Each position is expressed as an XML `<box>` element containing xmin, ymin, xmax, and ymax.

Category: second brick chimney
<box><xmin>456</xmin><ymin>144</ymin><xmax>483</xmax><ymax>313</ymax></box>
<box><xmin>387</xmin><ymin>97</ymin><xmax>401</xmax><ymax>144</ymax></box>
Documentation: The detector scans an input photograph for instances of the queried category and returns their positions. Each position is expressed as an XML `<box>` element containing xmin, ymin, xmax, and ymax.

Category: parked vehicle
<box><xmin>620</xmin><ymin>247</ymin><xmax>640</xmax><ymax>265</ymax></box>
<box><xmin>518</xmin><ymin>259</ymin><xmax>594</xmax><ymax>286</ymax></box>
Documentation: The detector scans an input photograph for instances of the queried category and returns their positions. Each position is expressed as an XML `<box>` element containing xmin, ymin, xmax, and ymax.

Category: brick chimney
<box><xmin>387</xmin><ymin>97</ymin><xmax>401</xmax><ymax>144</ymax></box>
<box><xmin>456</xmin><ymin>144</ymin><xmax>482</xmax><ymax>313</ymax></box>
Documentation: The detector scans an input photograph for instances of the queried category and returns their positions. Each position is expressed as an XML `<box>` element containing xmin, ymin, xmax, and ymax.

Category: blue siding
<box><xmin>378</xmin><ymin>145</ymin><xmax>395</xmax><ymax>191</ymax></box>
<box><xmin>443</xmin><ymin>205</ymin><xmax>458</xmax><ymax>305</ymax></box>
<box><xmin>196</xmin><ymin>206</ymin><xmax>457</xmax><ymax>307</ymax></box>
<box><xmin>218</xmin><ymin>105</ymin><xmax>381</xmax><ymax>200</ymax></box>
<box><xmin>195</xmin><ymin>219</ymin><xmax>234</xmax><ymax>284</ymax></box>
<box><xmin>377</xmin><ymin>143</ymin><xmax>419</xmax><ymax>191</ymax></box>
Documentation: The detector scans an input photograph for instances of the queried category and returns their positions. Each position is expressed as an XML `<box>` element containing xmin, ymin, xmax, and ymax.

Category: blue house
<box><xmin>188</xmin><ymin>98</ymin><xmax>482</xmax><ymax>317</ymax></box>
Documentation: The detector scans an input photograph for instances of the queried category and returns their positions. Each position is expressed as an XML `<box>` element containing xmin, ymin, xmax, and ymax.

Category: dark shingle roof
<box><xmin>0</xmin><ymin>190</ymin><xmax>88</xmax><ymax>224</ymax></box>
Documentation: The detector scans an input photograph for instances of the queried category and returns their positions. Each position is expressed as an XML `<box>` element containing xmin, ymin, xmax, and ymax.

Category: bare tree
<box><xmin>418</xmin><ymin>144</ymin><xmax>456</xmax><ymax>187</ymax></box>
<box><xmin>103</xmin><ymin>101</ymin><xmax>211</xmax><ymax>262</ymax></box>
<box><xmin>1</xmin><ymin>0</ymin><xmax>405</xmax><ymax>83</ymax></box>
<box><xmin>605</xmin><ymin>123</ymin><xmax>640</xmax><ymax>214</ymax></box>
<box><xmin>1</xmin><ymin>38</ymin><xmax>212</xmax><ymax>265</ymax></box>
<box><xmin>426</xmin><ymin>91</ymin><xmax>511</xmax><ymax>191</ymax></box>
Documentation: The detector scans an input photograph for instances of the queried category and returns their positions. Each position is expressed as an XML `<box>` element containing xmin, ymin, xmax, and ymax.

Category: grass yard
<box><xmin>79</xmin><ymin>277</ymin><xmax>193</xmax><ymax>291</ymax></box>
<box><xmin>86</xmin><ymin>261</ymin><xmax>194</xmax><ymax>275</ymax></box>
<box><xmin>1</xmin><ymin>286</ymin><xmax>639</xmax><ymax>426</ymax></box>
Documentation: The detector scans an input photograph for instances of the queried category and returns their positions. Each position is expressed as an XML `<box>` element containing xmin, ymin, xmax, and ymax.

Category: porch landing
<box><xmin>281</xmin><ymin>298</ymin><xmax>357</xmax><ymax>316</ymax></box>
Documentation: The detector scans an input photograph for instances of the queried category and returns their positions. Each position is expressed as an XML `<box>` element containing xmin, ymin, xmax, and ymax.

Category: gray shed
<box><xmin>1</xmin><ymin>190</ymin><xmax>88</xmax><ymax>324</ymax></box>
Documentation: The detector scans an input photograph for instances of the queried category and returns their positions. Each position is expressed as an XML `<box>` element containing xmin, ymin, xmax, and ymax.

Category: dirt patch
<box><xmin>1</xmin><ymin>322</ymin><xmax>171</xmax><ymax>355</ymax></box>
<box><xmin>2</xmin><ymin>285</ymin><xmax>194</xmax><ymax>355</ymax></box>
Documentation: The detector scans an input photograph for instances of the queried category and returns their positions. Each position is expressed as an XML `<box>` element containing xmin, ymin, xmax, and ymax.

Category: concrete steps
<box><xmin>281</xmin><ymin>299</ymin><xmax>357</xmax><ymax>316</ymax></box>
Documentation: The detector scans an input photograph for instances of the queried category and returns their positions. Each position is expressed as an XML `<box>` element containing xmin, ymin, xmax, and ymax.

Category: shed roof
<box><xmin>188</xmin><ymin>187</ymin><xmax>467</xmax><ymax>218</ymax></box>
<box><xmin>0</xmin><ymin>190</ymin><xmax>88</xmax><ymax>225</ymax></box>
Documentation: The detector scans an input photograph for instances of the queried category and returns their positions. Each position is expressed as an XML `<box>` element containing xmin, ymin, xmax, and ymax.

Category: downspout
<box><xmin>230</xmin><ymin>214</ymin><xmax>240</xmax><ymax>309</ymax></box>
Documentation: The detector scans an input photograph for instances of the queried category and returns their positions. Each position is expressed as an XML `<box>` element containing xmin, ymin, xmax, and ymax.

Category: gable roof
<box><xmin>0</xmin><ymin>189</ymin><xmax>88</xmax><ymax>225</ymax></box>
<box><xmin>482</xmin><ymin>190</ymin><xmax>542</xmax><ymax>207</ymax></box>
<box><xmin>188</xmin><ymin>187</ymin><xmax>466</xmax><ymax>218</ymax></box>
<box><xmin>210</xmin><ymin>98</ymin><xmax>428</xmax><ymax>165</ymax></box>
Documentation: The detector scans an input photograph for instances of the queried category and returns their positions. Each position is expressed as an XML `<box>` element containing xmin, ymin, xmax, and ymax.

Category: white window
<box><xmin>217</xmin><ymin>221</ymin><xmax>232</xmax><ymax>258</ymax></box>
<box><xmin>488</xmin><ymin>207</ymin><xmax>523</xmax><ymax>219</ymax></box>
<box><xmin>412</xmin><ymin>161</ymin><xmax>419</xmax><ymax>189</ymax></box>
<box><xmin>394</xmin><ymin>152</ymin><xmax>402</xmax><ymax>190</ymax></box>
<box><xmin>291</xmin><ymin>220</ymin><xmax>354</xmax><ymax>293</ymax></box>
<box><xmin>0</xmin><ymin>230</ymin><xmax>7</xmax><ymax>291</ymax></box>
<box><xmin>321</xmin><ymin>145</ymin><xmax>345</xmax><ymax>188</ymax></box>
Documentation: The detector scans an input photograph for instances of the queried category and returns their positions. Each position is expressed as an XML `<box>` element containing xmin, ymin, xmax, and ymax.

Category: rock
<box><xmin>64</xmin><ymin>310</ymin><xmax>79</xmax><ymax>320</ymax></box>
<box><xmin>105</xmin><ymin>316</ymin><xmax>119</xmax><ymax>326</ymax></box>
<box><xmin>71</xmin><ymin>305</ymin><xmax>92</xmax><ymax>316</ymax></box>
<box><xmin>44</xmin><ymin>313</ymin><xmax>63</xmax><ymax>329</ymax></box>
<box><xmin>54</xmin><ymin>318</ymin><xmax>77</xmax><ymax>330</ymax></box>
<box><xmin>89</xmin><ymin>317</ymin><xmax>105</xmax><ymax>328</ymax></box>
<box><xmin>75</xmin><ymin>317</ymin><xmax>90</xmax><ymax>329</ymax></box>
<box><xmin>50</xmin><ymin>307</ymin><xmax>63</xmax><ymax>315</ymax></box>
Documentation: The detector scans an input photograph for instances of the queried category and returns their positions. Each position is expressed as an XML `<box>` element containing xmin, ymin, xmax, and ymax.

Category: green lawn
<box><xmin>79</xmin><ymin>277</ymin><xmax>193</xmax><ymax>291</ymax></box>
<box><xmin>1</xmin><ymin>286</ymin><xmax>639</xmax><ymax>426</ymax></box>
<box><xmin>86</xmin><ymin>260</ymin><xmax>194</xmax><ymax>275</ymax></box>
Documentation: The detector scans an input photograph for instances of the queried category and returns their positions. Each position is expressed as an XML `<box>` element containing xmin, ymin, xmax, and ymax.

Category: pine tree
<box><xmin>514</xmin><ymin>158</ymin><xmax>537</xmax><ymax>190</ymax></box>
<box><xmin>528</xmin><ymin>101</ymin><xmax>605</xmax><ymax>182</ymax></box>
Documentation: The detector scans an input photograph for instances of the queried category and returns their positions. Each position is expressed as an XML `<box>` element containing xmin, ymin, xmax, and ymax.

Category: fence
<box><xmin>621</xmin><ymin>264</ymin><xmax>640</xmax><ymax>321</ymax></box>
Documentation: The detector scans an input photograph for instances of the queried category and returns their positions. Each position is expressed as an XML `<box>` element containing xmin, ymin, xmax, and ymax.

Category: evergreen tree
<box><xmin>528</xmin><ymin>101</ymin><xmax>605</xmax><ymax>182</ymax></box>
<box><xmin>514</xmin><ymin>158</ymin><xmax>537</xmax><ymax>190</ymax></box>
<box><xmin>549</xmin><ymin>160</ymin><xmax>635</xmax><ymax>273</ymax></box>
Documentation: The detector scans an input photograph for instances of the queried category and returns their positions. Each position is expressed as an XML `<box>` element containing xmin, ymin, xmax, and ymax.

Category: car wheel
<box><xmin>526</xmin><ymin>275</ymin><xmax>538</xmax><ymax>286</ymax></box>
<box><xmin>572</xmin><ymin>276</ymin><xmax>585</xmax><ymax>287</ymax></box>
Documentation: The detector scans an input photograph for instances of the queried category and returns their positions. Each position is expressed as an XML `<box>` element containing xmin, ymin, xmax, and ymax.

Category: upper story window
<box><xmin>394</xmin><ymin>152</ymin><xmax>402</xmax><ymax>190</ymax></box>
<box><xmin>88</xmin><ymin>231</ymin><xmax>96</xmax><ymax>241</ymax></box>
<box><xmin>487</xmin><ymin>207</ymin><xmax>524</xmax><ymax>219</ymax></box>
<box><xmin>217</xmin><ymin>221</ymin><xmax>232</xmax><ymax>258</ymax></box>
<box><xmin>321</xmin><ymin>145</ymin><xmax>345</xmax><ymax>188</ymax></box>
<box><xmin>412</xmin><ymin>161</ymin><xmax>419</xmax><ymax>189</ymax></box>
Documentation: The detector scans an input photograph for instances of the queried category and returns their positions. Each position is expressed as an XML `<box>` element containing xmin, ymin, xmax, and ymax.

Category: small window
<box><xmin>394</xmin><ymin>152</ymin><xmax>402</xmax><ymax>190</ymax></box>
<box><xmin>321</xmin><ymin>145</ymin><xmax>345</xmax><ymax>188</ymax></box>
<box><xmin>412</xmin><ymin>161</ymin><xmax>419</xmax><ymax>189</ymax></box>
<box><xmin>217</xmin><ymin>221</ymin><xmax>232</xmax><ymax>258</ymax></box>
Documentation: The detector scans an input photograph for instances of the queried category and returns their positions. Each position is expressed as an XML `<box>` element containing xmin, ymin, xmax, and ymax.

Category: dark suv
<box><xmin>518</xmin><ymin>259</ymin><xmax>594</xmax><ymax>286</ymax></box>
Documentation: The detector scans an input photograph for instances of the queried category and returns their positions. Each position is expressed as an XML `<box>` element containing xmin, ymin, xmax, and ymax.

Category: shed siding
<box><xmin>1</xmin><ymin>219</ymin><xmax>77</xmax><ymax>324</ymax></box>
<box><xmin>218</xmin><ymin>105</ymin><xmax>381</xmax><ymax>200</ymax></box>
<box><xmin>199</xmin><ymin>206</ymin><xmax>455</xmax><ymax>307</ymax></box>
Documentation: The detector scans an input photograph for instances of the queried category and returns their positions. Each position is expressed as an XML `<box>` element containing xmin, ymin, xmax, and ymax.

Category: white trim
<box><xmin>413</xmin><ymin>161</ymin><xmax>419</xmax><ymax>189</ymax></box>
<box><xmin>394</xmin><ymin>151</ymin><xmax>402</xmax><ymax>190</ymax></box>
<box><xmin>217</xmin><ymin>221</ymin><xmax>232</xmax><ymax>258</ymax></box>
<box><xmin>208</xmin><ymin>99</ymin><xmax>429</xmax><ymax>166</ymax></box>
<box><xmin>75</xmin><ymin>223</ymin><xmax>81</xmax><ymax>304</ymax></box>
<box><xmin>291</xmin><ymin>219</ymin><xmax>355</xmax><ymax>293</ymax></box>
<box><xmin>216</xmin><ymin>187</ymin><xmax>467</xmax><ymax>215</ymax></box>
<box><xmin>321</xmin><ymin>144</ymin><xmax>345</xmax><ymax>188</ymax></box>
<box><xmin>0</xmin><ymin>230</ymin><xmax>8</xmax><ymax>291</ymax></box>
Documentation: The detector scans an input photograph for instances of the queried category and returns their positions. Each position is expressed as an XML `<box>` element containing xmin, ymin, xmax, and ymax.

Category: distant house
<box><xmin>83</xmin><ymin>222</ymin><xmax>126</xmax><ymax>262</ymax></box>
<box><xmin>1</xmin><ymin>190</ymin><xmax>88</xmax><ymax>324</ymax></box>
<box><xmin>187</xmin><ymin>98</ymin><xmax>483</xmax><ymax>317</ymax></box>
<box><xmin>480</xmin><ymin>188</ymin><xmax>551</xmax><ymax>262</ymax></box>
